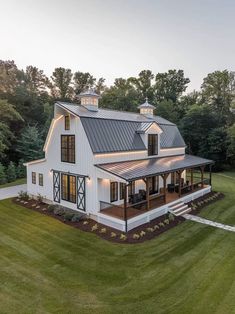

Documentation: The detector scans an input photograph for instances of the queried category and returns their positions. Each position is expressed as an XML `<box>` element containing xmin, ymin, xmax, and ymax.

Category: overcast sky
<box><xmin>1</xmin><ymin>0</ymin><xmax>235</xmax><ymax>91</ymax></box>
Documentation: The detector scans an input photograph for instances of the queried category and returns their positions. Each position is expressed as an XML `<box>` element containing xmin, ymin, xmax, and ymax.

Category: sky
<box><xmin>1</xmin><ymin>0</ymin><xmax>235</xmax><ymax>91</ymax></box>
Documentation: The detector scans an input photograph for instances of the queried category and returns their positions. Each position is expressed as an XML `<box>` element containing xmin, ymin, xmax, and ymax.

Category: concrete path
<box><xmin>0</xmin><ymin>184</ymin><xmax>27</xmax><ymax>200</ymax></box>
<box><xmin>183</xmin><ymin>214</ymin><xmax>235</xmax><ymax>233</ymax></box>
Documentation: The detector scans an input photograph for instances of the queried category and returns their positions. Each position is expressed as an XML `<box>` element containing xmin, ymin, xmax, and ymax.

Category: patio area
<box><xmin>100</xmin><ymin>183</ymin><xmax>210</xmax><ymax>220</ymax></box>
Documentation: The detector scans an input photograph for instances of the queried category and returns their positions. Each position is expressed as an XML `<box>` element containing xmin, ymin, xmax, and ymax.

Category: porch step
<box><xmin>168</xmin><ymin>201</ymin><xmax>192</xmax><ymax>216</ymax></box>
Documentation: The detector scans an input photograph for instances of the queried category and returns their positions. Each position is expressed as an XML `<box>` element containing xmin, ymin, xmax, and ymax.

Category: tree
<box><xmin>100</xmin><ymin>78</ymin><xmax>140</xmax><ymax>111</ymax></box>
<box><xmin>180</xmin><ymin>104</ymin><xmax>219</xmax><ymax>157</ymax></box>
<box><xmin>129</xmin><ymin>70</ymin><xmax>154</xmax><ymax>101</ymax></box>
<box><xmin>0</xmin><ymin>163</ymin><xmax>7</xmax><ymax>185</ymax></box>
<box><xmin>24</xmin><ymin>66</ymin><xmax>49</xmax><ymax>95</ymax></box>
<box><xmin>17</xmin><ymin>159</ymin><xmax>26</xmax><ymax>178</ymax></box>
<box><xmin>16</xmin><ymin>126</ymin><xmax>44</xmax><ymax>162</ymax></box>
<box><xmin>7</xmin><ymin>161</ymin><xmax>17</xmax><ymax>182</ymax></box>
<box><xmin>155</xmin><ymin>69</ymin><xmax>190</xmax><ymax>103</ymax></box>
<box><xmin>0</xmin><ymin>99</ymin><xmax>23</xmax><ymax>158</ymax></box>
<box><xmin>51</xmin><ymin>67</ymin><xmax>73</xmax><ymax>100</ymax></box>
<box><xmin>156</xmin><ymin>99</ymin><xmax>179</xmax><ymax>124</ymax></box>
<box><xmin>227</xmin><ymin>123</ymin><xmax>235</xmax><ymax>165</ymax></box>
<box><xmin>201</xmin><ymin>70</ymin><xmax>235</xmax><ymax>125</ymax></box>
<box><xmin>0</xmin><ymin>60</ymin><xmax>20</xmax><ymax>95</ymax></box>
<box><xmin>73</xmin><ymin>71</ymin><xmax>96</xmax><ymax>95</ymax></box>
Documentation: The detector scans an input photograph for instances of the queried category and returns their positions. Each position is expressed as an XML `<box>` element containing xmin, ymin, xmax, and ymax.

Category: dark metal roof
<box><xmin>95</xmin><ymin>154</ymin><xmax>214</xmax><ymax>181</ymax></box>
<box><xmin>56</xmin><ymin>102</ymin><xmax>186</xmax><ymax>153</ymax></box>
<box><xmin>81</xmin><ymin>118</ymin><xmax>146</xmax><ymax>153</ymax></box>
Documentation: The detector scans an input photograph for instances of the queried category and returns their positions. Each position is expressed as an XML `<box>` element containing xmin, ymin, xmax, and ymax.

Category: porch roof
<box><xmin>95</xmin><ymin>154</ymin><xmax>214</xmax><ymax>182</ymax></box>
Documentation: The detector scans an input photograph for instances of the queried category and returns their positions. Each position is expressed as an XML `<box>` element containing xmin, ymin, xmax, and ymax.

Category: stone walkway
<box><xmin>183</xmin><ymin>214</ymin><xmax>235</xmax><ymax>233</ymax></box>
<box><xmin>0</xmin><ymin>184</ymin><xmax>27</xmax><ymax>200</ymax></box>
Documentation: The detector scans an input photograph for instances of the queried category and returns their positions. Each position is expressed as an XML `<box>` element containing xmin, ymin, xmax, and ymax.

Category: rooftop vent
<box><xmin>78</xmin><ymin>89</ymin><xmax>100</xmax><ymax>112</ymax></box>
<box><xmin>138</xmin><ymin>97</ymin><xmax>155</xmax><ymax>118</ymax></box>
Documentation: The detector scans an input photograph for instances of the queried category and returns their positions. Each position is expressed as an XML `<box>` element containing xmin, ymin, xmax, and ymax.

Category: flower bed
<box><xmin>13</xmin><ymin>190</ymin><xmax>224</xmax><ymax>244</ymax></box>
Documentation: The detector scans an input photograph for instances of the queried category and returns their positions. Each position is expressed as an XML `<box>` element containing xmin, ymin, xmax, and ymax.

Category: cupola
<box><xmin>78</xmin><ymin>89</ymin><xmax>100</xmax><ymax>112</ymax></box>
<box><xmin>138</xmin><ymin>97</ymin><xmax>155</xmax><ymax>118</ymax></box>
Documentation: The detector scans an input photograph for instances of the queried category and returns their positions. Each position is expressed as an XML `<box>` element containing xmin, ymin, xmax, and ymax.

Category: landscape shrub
<box><xmin>63</xmin><ymin>212</ymin><xmax>75</xmax><ymax>221</ymax></box>
<box><xmin>83</xmin><ymin>220</ymin><xmax>89</xmax><ymax>225</ymax></box>
<box><xmin>168</xmin><ymin>213</ymin><xmax>175</xmax><ymax>221</ymax></box>
<box><xmin>7</xmin><ymin>161</ymin><xmax>17</xmax><ymax>182</ymax></box>
<box><xmin>133</xmin><ymin>234</ymin><xmax>140</xmax><ymax>239</ymax></box>
<box><xmin>0</xmin><ymin>163</ymin><xmax>7</xmax><ymax>185</ymax></box>
<box><xmin>91</xmin><ymin>224</ymin><xmax>98</xmax><ymax>231</ymax></box>
<box><xmin>140</xmin><ymin>231</ymin><xmax>146</xmax><ymax>237</ymax></box>
<box><xmin>146</xmin><ymin>227</ymin><xmax>154</xmax><ymax>232</ymax></box>
<box><xmin>159</xmin><ymin>222</ymin><xmax>165</xmax><ymax>227</ymax></box>
<box><xmin>37</xmin><ymin>193</ymin><xmax>44</xmax><ymax>204</ymax></box>
<box><xmin>53</xmin><ymin>206</ymin><xmax>65</xmax><ymax>216</ymax></box>
<box><xmin>17</xmin><ymin>159</ymin><xmax>26</xmax><ymax>178</ymax></box>
<box><xmin>71</xmin><ymin>214</ymin><xmax>80</xmax><ymax>222</ymax></box>
<box><xmin>18</xmin><ymin>190</ymin><xmax>29</xmax><ymax>201</ymax></box>
<box><xmin>164</xmin><ymin>219</ymin><xmax>170</xmax><ymax>225</ymax></box>
<box><xmin>120</xmin><ymin>234</ymin><xmax>127</xmax><ymax>241</ymax></box>
<box><xmin>110</xmin><ymin>232</ymin><xmax>117</xmax><ymax>238</ymax></box>
<box><xmin>47</xmin><ymin>204</ymin><xmax>58</xmax><ymax>213</ymax></box>
<box><xmin>153</xmin><ymin>225</ymin><xmax>159</xmax><ymax>230</ymax></box>
<box><xmin>100</xmin><ymin>228</ymin><xmax>106</xmax><ymax>234</ymax></box>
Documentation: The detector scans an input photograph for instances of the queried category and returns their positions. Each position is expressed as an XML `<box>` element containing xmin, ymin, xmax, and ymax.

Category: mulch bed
<box><xmin>13</xmin><ymin>191</ymin><xmax>224</xmax><ymax>244</ymax></box>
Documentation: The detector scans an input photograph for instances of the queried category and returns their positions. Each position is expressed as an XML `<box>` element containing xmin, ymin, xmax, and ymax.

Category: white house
<box><xmin>25</xmin><ymin>90</ymin><xmax>213</xmax><ymax>232</ymax></box>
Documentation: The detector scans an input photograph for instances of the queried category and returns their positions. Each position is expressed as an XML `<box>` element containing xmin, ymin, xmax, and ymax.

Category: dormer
<box><xmin>78</xmin><ymin>89</ymin><xmax>100</xmax><ymax>112</ymax></box>
<box><xmin>138</xmin><ymin>97</ymin><xmax>155</xmax><ymax>118</ymax></box>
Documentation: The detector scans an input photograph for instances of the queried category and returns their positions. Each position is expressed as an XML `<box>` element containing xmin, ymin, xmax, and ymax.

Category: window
<box><xmin>120</xmin><ymin>183</ymin><xmax>126</xmax><ymax>200</ymax></box>
<box><xmin>110</xmin><ymin>182</ymin><xmax>118</xmax><ymax>202</ymax></box>
<box><xmin>171</xmin><ymin>172</ymin><xmax>175</xmax><ymax>184</ymax></box>
<box><xmin>65</xmin><ymin>115</ymin><xmax>70</xmax><ymax>130</ymax></box>
<box><xmin>61</xmin><ymin>174</ymin><xmax>76</xmax><ymax>203</ymax></box>
<box><xmin>39</xmin><ymin>173</ymin><xmax>43</xmax><ymax>186</ymax></box>
<box><xmin>32</xmin><ymin>172</ymin><xmax>36</xmax><ymax>184</ymax></box>
<box><xmin>61</xmin><ymin>135</ymin><xmax>75</xmax><ymax>163</ymax></box>
<box><xmin>128</xmin><ymin>181</ymin><xmax>135</xmax><ymax>197</ymax></box>
<box><xmin>148</xmin><ymin>134</ymin><xmax>158</xmax><ymax>156</ymax></box>
<box><xmin>149</xmin><ymin>176</ymin><xmax>159</xmax><ymax>195</ymax></box>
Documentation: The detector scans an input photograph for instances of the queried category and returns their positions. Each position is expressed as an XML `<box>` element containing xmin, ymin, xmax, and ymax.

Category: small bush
<box><xmin>159</xmin><ymin>222</ymin><xmax>165</xmax><ymax>227</ymax></box>
<box><xmin>18</xmin><ymin>191</ymin><xmax>29</xmax><ymax>201</ymax></box>
<box><xmin>47</xmin><ymin>204</ymin><xmax>57</xmax><ymax>213</ymax></box>
<box><xmin>83</xmin><ymin>220</ymin><xmax>89</xmax><ymax>225</ymax></box>
<box><xmin>140</xmin><ymin>231</ymin><xmax>146</xmax><ymax>237</ymax></box>
<box><xmin>71</xmin><ymin>214</ymin><xmax>80</xmax><ymax>222</ymax></box>
<box><xmin>120</xmin><ymin>234</ymin><xmax>127</xmax><ymax>241</ymax></box>
<box><xmin>168</xmin><ymin>213</ymin><xmax>175</xmax><ymax>221</ymax></box>
<box><xmin>37</xmin><ymin>193</ymin><xmax>44</xmax><ymax>204</ymax></box>
<box><xmin>100</xmin><ymin>228</ymin><xmax>107</xmax><ymax>234</ymax></box>
<box><xmin>153</xmin><ymin>225</ymin><xmax>159</xmax><ymax>230</ymax></box>
<box><xmin>164</xmin><ymin>219</ymin><xmax>170</xmax><ymax>225</ymax></box>
<box><xmin>63</xmin><ymin>212</ymin><xmax>75</xmax><ymax>221</ymax></box>
<box><xmin>133</xmin><ymin>234</ymin><xmax>140</xmax><ymax>240</ymax></box>
<box><xmin>146</xmin><ymin>227</ymin><xmax>154</xmax><ymax>232</ymax></box>
<box><xmin>53</xmin><ymin>207</ymin><xmax>65</xmax><ymax>216</ymax></box>
<box><xmin>91</xmin><ymin>224</ymin><xmax>98</xmax><ymax>232</ymax></box>
<box><xmin>110</xmin><ymin>232</ymin><xmax>117</xmax><ymax>238</ymax></box>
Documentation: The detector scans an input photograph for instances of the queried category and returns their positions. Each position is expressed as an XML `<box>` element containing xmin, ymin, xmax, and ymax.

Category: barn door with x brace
<box><xmin>53</xmin><ymin>171</ymin><xmax>60</xmax><ymax>203</ymax></box>
<box><xmin>77</xmin><ymin>176</ymin><xmax>86</xmax><ymax>211</ymax></box>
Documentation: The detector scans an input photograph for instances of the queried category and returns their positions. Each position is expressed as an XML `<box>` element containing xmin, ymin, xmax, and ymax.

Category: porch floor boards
<box><xmin>100</xmin><ymin>185</ymin><xmax>208</xmax><ymax>220</ymax></box>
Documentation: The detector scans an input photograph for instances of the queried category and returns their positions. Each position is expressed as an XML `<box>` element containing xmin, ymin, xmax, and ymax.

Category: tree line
<box><xmin>0</xmin><ymin>60</ymin><xmax>234</xmax><ymax>181</ymax></box>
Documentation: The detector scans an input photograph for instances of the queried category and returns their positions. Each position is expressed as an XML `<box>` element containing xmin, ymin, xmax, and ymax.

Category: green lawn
<box><xmin>0</xmin><ymin>178</ymin><xmax>26</xmax><ymax>189</ymax></box>
<box><xmin>0</xmin><ymin>172</ymin><xmax>235</xmax><ymax>314</ymax></box>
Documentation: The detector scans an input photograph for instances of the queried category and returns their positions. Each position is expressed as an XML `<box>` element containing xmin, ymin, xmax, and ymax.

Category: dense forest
<box><xmin>0</xmin><ymin>60</ymin><xmax>235</xmax><ymax>183</ymax></box>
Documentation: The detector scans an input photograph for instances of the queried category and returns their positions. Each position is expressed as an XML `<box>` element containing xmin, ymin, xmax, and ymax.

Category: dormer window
<box><xmin>65</xmin><ymin>115</ymin><xmax>70</xmax><ymax>130</ymax></box>
<box><xmin>148</xmin><ymin>134</ymin><xmax>158</xmax><ymax>156</ymax></box>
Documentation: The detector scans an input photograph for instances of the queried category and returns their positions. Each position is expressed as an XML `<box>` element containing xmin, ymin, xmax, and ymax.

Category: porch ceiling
<box><xmin>95</xmin><ymin>154</ymin><xmax>214</xmax><ymax>182</ymax></box>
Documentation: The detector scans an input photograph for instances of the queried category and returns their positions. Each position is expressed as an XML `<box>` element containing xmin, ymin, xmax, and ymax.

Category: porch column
<box><xmin>191</xmin><ymin>168</ymin><xmax>194</xmax><ymax>191</ymax></box>
<box><xmin>124</xmin><ymin>183</ymin><xmax>128</xmax><ymax>233</ymax></box>
<box><xmin>177</xmin><ymin>170</ymin><xmax>183</xmax><ymax>197</ymax></box>
<box><xmin>161</xmin><ymin>173</ymin><xmax>169</xmax><ymax>204</ymax></box>
<box><xmin>200</xmin><ymin>166</ymin><xmax>205</xmax><ymax>188</ymax></box>
<box><xmin>146</xmin><ymin>177</ymin><xmax>150</xmax><ymax>211</ymax></box>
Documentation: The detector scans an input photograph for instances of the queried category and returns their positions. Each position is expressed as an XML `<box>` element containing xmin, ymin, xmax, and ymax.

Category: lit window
<box><xmin>32</xmin><ymin>172</ymin><xmax>36</xmax><ymax>184</ymax></box>
<box><xmin>61</xmin><ymin>135</ymin><xmax>75</xmax><ymax>163</ymax></box>
<box><xmin>148</xmin><ymin>134</ymin><xmax>158</xmax><ymax>156</ymax></box>
<box><xmin>39</xmin><ymin>173</ymin><xmax>43</xmax><ymax>186</ymax></box>
<box><xmin>65</xmin><ymin>115</ymin><xmax>70</xmax><ymax>130</ymax></box>
<box><xmin>61</xmin><ymin>174</ymin><xmax>76</xmax><ymax>203</ymax></box>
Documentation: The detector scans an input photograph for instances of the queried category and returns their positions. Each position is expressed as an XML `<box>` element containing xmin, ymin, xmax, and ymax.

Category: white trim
<box><xmin>43</xmin><ymin>115</ymin><xmax>63</xmax><ymax>152</ymax></box>
<box><xmin>23</xmin><ymin>158</ymin><xmax>46</xmax><ymax>166</ymax></box>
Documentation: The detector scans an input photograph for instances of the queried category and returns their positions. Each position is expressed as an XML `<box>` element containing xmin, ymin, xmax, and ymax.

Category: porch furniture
<box><xmin>167</xmin><ymin>183</ymin><xmax>175</xmax><ymax>193</ymax></box>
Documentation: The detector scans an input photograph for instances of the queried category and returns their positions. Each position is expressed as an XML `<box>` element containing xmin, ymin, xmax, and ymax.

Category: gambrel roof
<box><xmin>56</xmin><ymin>101</ymin><xmax>186</xmax><ymax>154</ymax></box>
